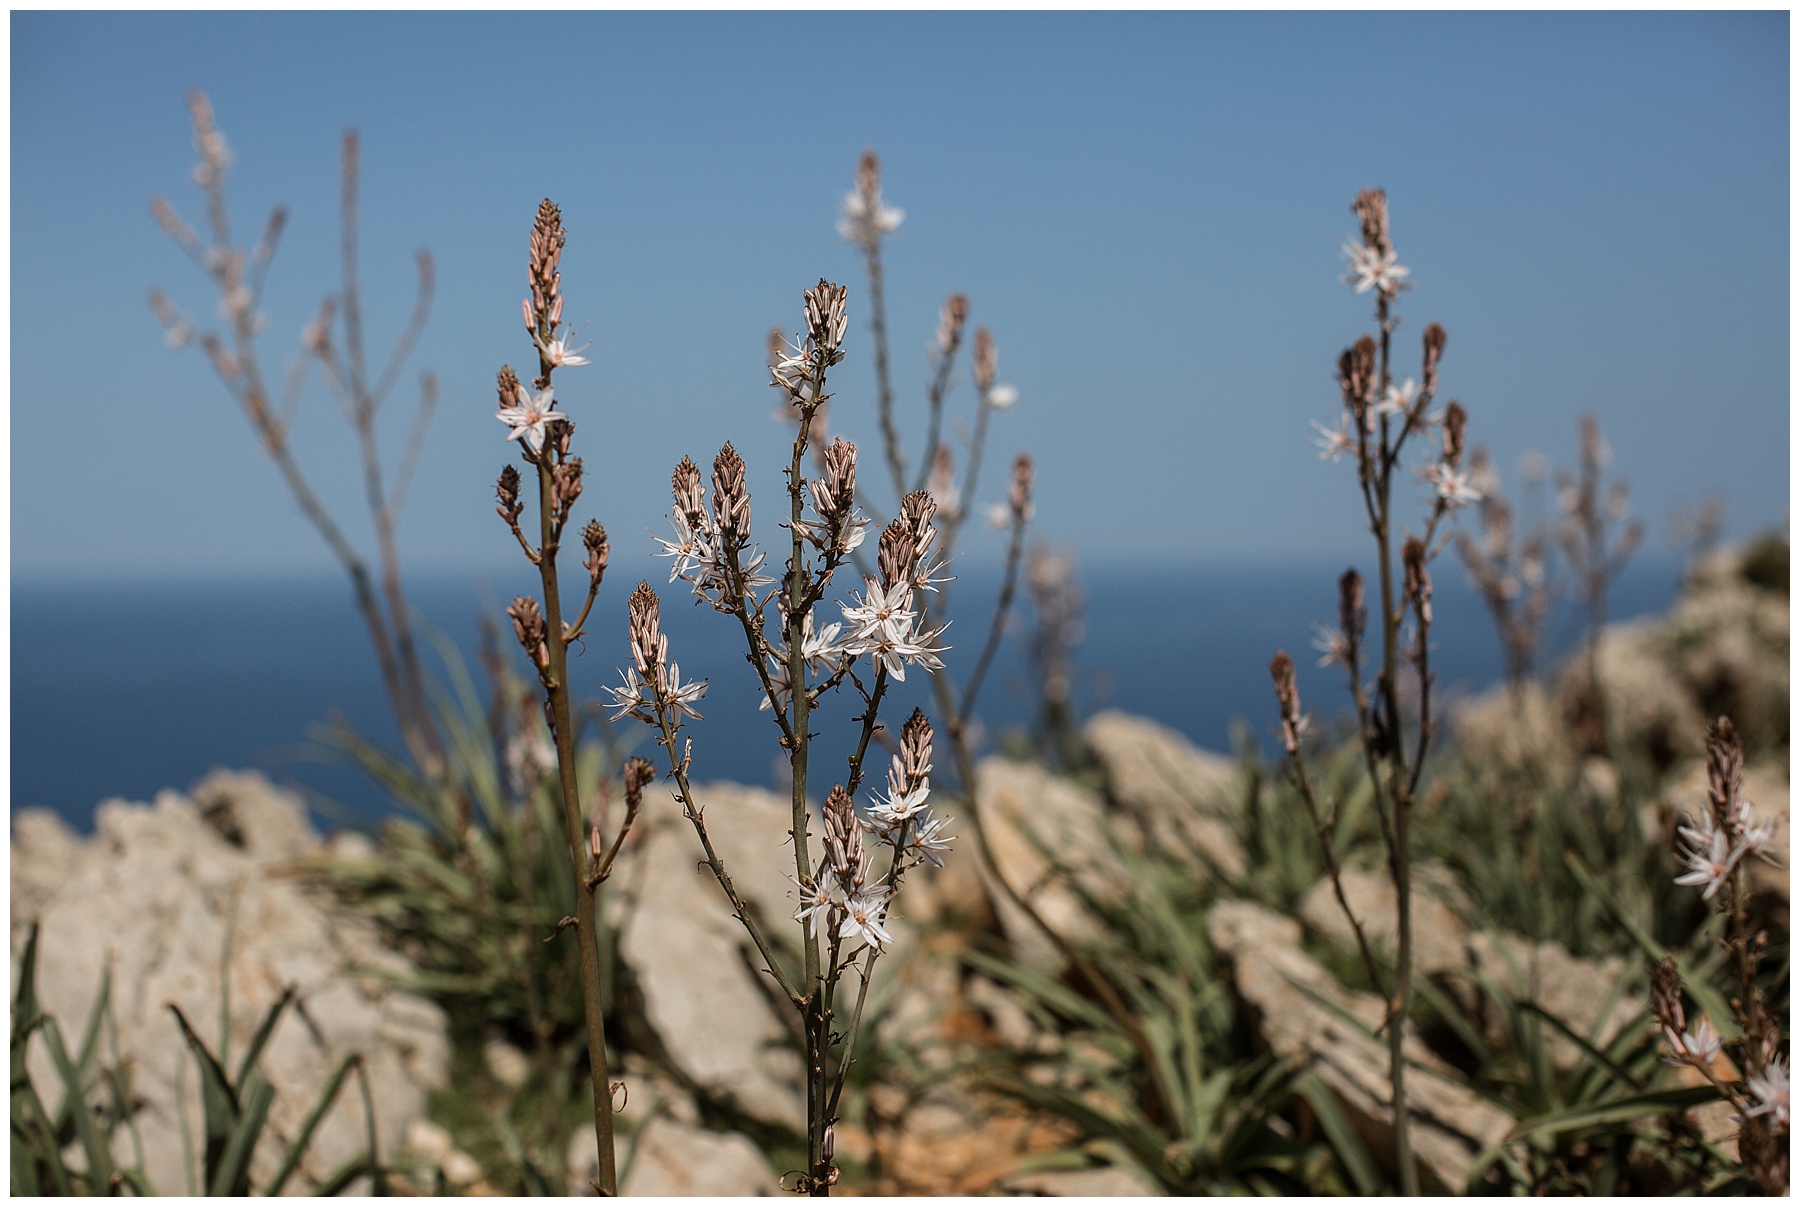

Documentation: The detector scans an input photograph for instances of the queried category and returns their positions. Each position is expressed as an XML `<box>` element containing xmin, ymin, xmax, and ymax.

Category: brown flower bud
<box><xmin>900</xmin><ymin>708</ymin><xmax>934</xmax><ymax>784</ymax></box>
<box><xmin>1269</xmin><ymin>651</ymin><xmax>1302</xmax><ymax>756</ymax></box>
<box><xmin>711</xmin><ymin>443</ymin><xmax>750</xmax><ymax>540</ymax></box>
<box><xmin>672</xmin><ymin>456</ymin><xmax>705</xmax><ymax>520</ymax></box>
<box><xmin>1441</xmin><ymin>401</ymin><xmax>1467</xmax><ymax>469</ymax></box>
<box><xmin>856</xmin><ymin>149</ymin><xmax>880</xmax><ymax>206</ymax></box>
<box><xmin>554</xmin><ymin>457</ymin><xmax>584</xmax><ymax>516</ymax></box>
<box><xmin>528</xmin><ymin>199</ymin><xmax>565</xmax><ymax>327</ymax></box>
<box><xmin>878</xmin><ymin>520</ymin><xmax>915</xmax><ymax>592</ymax></box>
<box><xmin>496</xmin><ymin>464</ymin><xmax>522</xmax><ymax>522</ymax></box>
<box><xmin>1650</xmin><ymin>955</ymin><xmax>1686</xmax><ymax>1037</ymax></box>
<box><xmin>1705</xmin><ymin>716</ymin><xmax>1743</xmax><ymax>833</ymax></box>
<box><xmin>804</xmin><ymin>279</ymin><xmax>848</xmax><ymax>364</ymax></box>
<box><xmin>766</xmin><ymin>326</ymin><xmax>786</xmax><ymax>372</ymax></box>
<box><xmin>900</xmin><ymin>489</ymin><xmax>939</xmax><ymax>566</ymax></box>
<box><xmin>1422</xmin><ymin>322</ymin><xmax>1447</xmax><ymax>396</ymax></box>
<box><xmin>973</xmin><ymin>327</ymin><xmax>997</xmax><ymax>393</ymax></box>
<box><xmin>1339</xmin><ymin>336</ymin><xmax>1377</xmax><ymax>428</ymax></box>
<box><xmin>1338</xmin><ymin>568</ymin><xmax>1365</xmax><ymax>653</ymax></box>
<box><xmin>628</xmin><ymin>582</ymin><xmax>664</xmax><ymax>675</ymax></box>
<box><xmin>1008</xmin><ymin>452</ymin><xmax>1035</xmax><ymax>521</ymax></box>
<box><xmin>623</xmin><ymin>755</ymin><xmax>656</xmax><ymax>806</ymax></box>
<box><xmin>507</xmin><ymin>595</ymin><xmax>549</xmax><ymax>671</ymax></box>
<box><xmin>497</xmin><ymin>365</ymin><xmax>523</xmax><ymax>410</ymax></box>
<box><xmin>1402</xmin><ymin>536</ymin><xmax>1432</xmax><ymax>626</ymax></box>
<box><xmin>583</xmin><ymin>520</ymin><xmax>609</xmax><ymax>584</ymax></box>
<box><xmin>822</xmin><ymin>784</ymin><xmax>864</xmax><ymax>889</ymax></box>
<box><xmin>554</xmin><ymin>420</ymin><xmax>574</xmax><ymax>459</ymax></box>
<box><xmin>936</xmin><ymin>294</ymin><xmax>969</xmax><ymax>357</ymax></box>
<box><xmin>1352</xmin><ymin>188</ymin><xmax>1391</xmax><ymax>255</ymax></box>
<box><xmin>814</xmin><ymin>438</ymin><xmax>858</xmax><ymax>521</ymax></box>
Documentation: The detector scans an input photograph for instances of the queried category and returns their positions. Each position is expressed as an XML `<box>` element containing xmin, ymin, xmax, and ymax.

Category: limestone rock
<box><xmin>10</xmin><ymin>771</ymin><xmax>449</xmax><ymax>1196</ymax></box>
<box><xmin>1000</xmin><ymin>1164</ymin><xmax>1163</xmax><ymax>1195</ymax></box>
<box><xmin>1557</xmin><ymin>620</ymin><xmax>1706</xmax><ymax>765</ymax></box>
<box><xmin>1298</xmin><ymin>868</ymin><xmax>1644</xmax><ymax>1068</ymax></box>
<box><xmin>567</xmin><ymin>1111</ymin><xmax>778</xmax><ymax>1196</ymax></box>
<box><xmin>974</xmin><ymin>757</ymin><xmax>1129</xmax><ymax>972</ymax></box>
<box><xmin>608</xmin><ymin>782</ymin><xmax>811</xmax><ymax>1132</ymax></box>
<box><xmin>1208</xmin><ymin>900</ymin><xmax>1511</xmax><ymax>1194</ymax></box>
<box><xmin>1084</xmin><ymin>711</ymin><xmax>1246</xmax><ymax>881</ymax></box>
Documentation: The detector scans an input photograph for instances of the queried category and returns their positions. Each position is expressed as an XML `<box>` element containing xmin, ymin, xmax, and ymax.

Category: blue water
<box><xmin>11</xmin><ymin>559</ymin><xmax>1682</xmax><ymax>832</ymax></box>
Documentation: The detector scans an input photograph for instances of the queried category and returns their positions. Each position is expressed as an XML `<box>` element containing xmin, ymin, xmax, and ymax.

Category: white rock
<box><xmin>1084</xmin><ymin>710</ymin><xmax>1246</xmax><ymax>880</ymax></box>
<box><xmin>11</xmin><ymin>771</ymin><xmax>449</xmax><ymax>1196</ymax></box>
<box><xmin>567</xmin><ymin>1115</ymin><xmax>778</xmax><ymax>1196</ymax></box>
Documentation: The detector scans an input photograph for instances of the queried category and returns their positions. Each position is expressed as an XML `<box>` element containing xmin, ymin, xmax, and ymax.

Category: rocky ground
<box><xmin>12</xmin><ymin>541</ymin><xmax>1785</xmax><ymax>1195</ymax></box>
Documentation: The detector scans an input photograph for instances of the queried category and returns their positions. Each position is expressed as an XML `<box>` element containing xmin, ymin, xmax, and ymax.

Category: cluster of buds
<box><xmin>582</xmin><ymin>520</ymin><xmax>610</xmax><ymax>587</ymax></box>
<box><xmin>606</xmin><ymin>582</ymin><xmax>707</xmax><ymax>724</ymax></box>
<box><xmin>507</xmin><ymin>595</ymin><xmax>550</xmax><ymax>675</ymax></box>
<box><xmin>1674</xmin><ymin>718</ymin><xmax>1779</xmax><ymax>900</ymax></box>
<box><xmin>1314</xmin><ymin>567</ymin><xmax>1365</xmax><ymax>670</ymax></box>
<box><xmin>1422</xmin><ymin>399</ymin><xmax>1479</xmax><ymax>508</ymax></box>
<box><xmin>793</xmin><ymin>438</ymin><xmax>871</xmax><ymax>557</ymax></box>
<box><xmin>654</xmin><ymin>453</ymin><xmax>773</xmax><ymax>610</ymax></box>
<box><xmin>523</xmin><ymin>199</ymin><xmax>590</xmax><ymax>373</ymax></box>
<box><xmin>837</xmin><ymin>149</ymin><xmax>905</xmax><ymax>252</ymax></box>
<box><xmin>770</xmin><ymin>280</ymin><xmax>848</xmax><ymax>408</ymax></box>
<box><xmin>1341</xmin><ymin>187</ymin><xmax>1410</xmax><ymax>297</ymax></box>
<box><xmin>970</xmin><ymin>326</ymin><xmax>1019</xmax><ymax>411</ymax></box>
<box><xmin>554</xmin><ymin>457</ymin><xmax>585</xmax><ymax>521</ymax></box>
<box><xmin>1402</xmin><ymin>536</ymin><xmax>1432</xmax><ymax>627</ymax></box>
<box><xmin>794</xmin><ymin>787</ymin><xmax>894</xmax><ymax>950</ymax></box>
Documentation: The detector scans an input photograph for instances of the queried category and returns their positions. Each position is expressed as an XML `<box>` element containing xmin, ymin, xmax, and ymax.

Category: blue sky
<box><xmin>11</xmin><ymin>11</ymin><xmax>1789</xmax><ymax>581</ymax></box>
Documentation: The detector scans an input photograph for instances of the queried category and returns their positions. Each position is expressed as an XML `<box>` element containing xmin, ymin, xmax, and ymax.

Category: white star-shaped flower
<box><xmin>838</xmin><ymin>888</ymin><xmax>894</xmax><ymax>950</ymax></box>
<box><xmin>1340</xmin><ymin>241</ymin><xmax>1411</xmax><ymax>295</ymax></box>
<box><xmin>1311</xmin><ymin>417</ymin><xmax>1355</xmax><ymax>463</ymax></box>
<box><xmin>497</xmin><ymin>385</ymin><xmax>566</xmax><ymax>454</ymax></box>
<box><xmin>534</xmin><ymin>331</ymin><xmax>591</xmax><ymax>369</ymax></box>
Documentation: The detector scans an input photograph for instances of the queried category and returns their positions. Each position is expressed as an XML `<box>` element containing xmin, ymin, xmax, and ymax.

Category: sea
<box><xmin>11</xmin><ymin>559</ymin><xmax>1684</xmax><ymax>833</ymax></box>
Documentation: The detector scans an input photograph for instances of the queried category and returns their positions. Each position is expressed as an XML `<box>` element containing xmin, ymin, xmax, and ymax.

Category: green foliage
<box><xmin>308</xmin><ymin>632</ymin><xmax>638</xmax><ymax>1192</ymax></box>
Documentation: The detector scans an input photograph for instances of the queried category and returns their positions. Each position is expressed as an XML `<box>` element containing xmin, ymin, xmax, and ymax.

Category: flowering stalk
<box><xmin>1454</xmin><ymin>447</ymin><xmax>1552</xmax><ymax>713</ymax></box>
<box><xmin>613</xmin><ymin>280</ymin><xmax>958</xmax><ymax>1195</ymax></box>
<box><xmin>1292</xmin><ymin>189</ymin><xmax>1479</xmax><ymax>1194</ymax></box>
<box><xmin>1654</xmin><ymin>718</ymin><xmax>1786</xmax><ymax>1194</ymax></box>
<box><xmin>148</xmin><ymin>94</ymin><xmax>447</xmax><ymax>788</ymax></box>
<box><xmin>1555</xmin><ymin>414</ymin><xmax>1643</xmax><ymax>749</ymax></box>
<box><xmin>492</xmin><ymin>200</ymin><xmax>619</xmax><ymax>1194</ymax></box>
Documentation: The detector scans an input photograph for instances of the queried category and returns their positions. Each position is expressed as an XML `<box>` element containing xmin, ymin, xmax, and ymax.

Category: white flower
<box><xmin>984</xmin><ymin>502</ymin><xmax>1013</xmax><ymax>531</ymax></box>
<box><xmin>653</xmin><ymin>513</ymin><xmax>716</xmax><ymax>585</ymax></box>
<box><xmin>800</xmin><ymin>613</ymin><xmax>849</xmax><ymax>672</ymax></box>
<box><xmin>1340</xmin><ymin>241</ymin><xmax>1411</xmax><ymax>295</ymax></box>
<box><xmin>1423</xmin><ymin>463</ymin><xmax>1482</xmax><ymax>508</ymax></box>
<box><xmin>846</xmin><ymin>620</ymin><xmax>948</xmax><ymax>683</ymax></box>
<box><xmin>905</xmin><ymin>811</ymin><xmax>955</xmax><ymax>868</ymax></box>
<box><xmin>660</xmin><ymin>662</ymin><xmax>707</xmax><ymax>721</ymax></box>
<box><xmin>1376</xmin><ymin>378</ymin><xmax>1417</xmax><ymax>419</ymax></box>
<box><xmin>838</xmin><ymin>888</ymin><xmax>894</xmax><ymax>949</ymax></box>
<box><xmin>987</xmin><ymin>384</ymin><xmax>1018</xmax><ymax>411</ymax></box>
<box><xmin>533</xmin><ymin>331</ymin><xmax>591</xmax><ymax>369</ymax></box>
<box><xmin>841</xmin><ymin>579</ymin><xmax>917</xmax><ymax>646</ymax></box>
<box><xmin>1662</xmin><ymin>1017</ymin><xmax>1724</xmax><ymax>1068</ymax></box>
<box><xmin>1311</xmin><ymin>417</ymin><xmax>1355</xmax><ymax>463</ymax></box>
<box><xmin>792</xmin><ymin>876</ymin><xmax>835</xmax><ymax>938</ymax></box>
<box><xmin>1745</xmin><ymin>1059</ymin><xmax>1789</xmax><ymax>1129</ymax></box>
<box><xmin>604</xmin><ymin>667</ymin><xmax>654</xmax><ymax>724</ymax></box>
<box><xmin>759</xmin><ymin>655</ymin><xmax>792</xmax><ymax>713</ymax></box>
<box><xmin>1312</xmin><ymin>624</ymin><xmax>1349</xmax><ymax>669</ymax></box>
<box><xmin>497</xmin><ymin>385</ymin><xmax>566</xmax><ymax>454</ymax></box>
<box><xmin>1674</xmin><ymin>826</ymin><xmax>1740</xmax><ymax>900</ymax></box>
<box><xmin>869</xmin><ymin>768</ymin><xmax>931</xmax><ymax>824</ymax></box>
<box><xmin>838</xmin><ymin>192</ymin><xmax>904</xmax><ymax>245</ymax></box>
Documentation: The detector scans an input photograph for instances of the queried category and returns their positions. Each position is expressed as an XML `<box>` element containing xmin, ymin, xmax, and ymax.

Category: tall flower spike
<box><xmin>838</xmin><ymin>149</ymin><xmax>904</xmax><ymax>249</ymax></box>
<box><xmin>628</xmin><ymin>582</ymin><xmax>665</xmax><ymax>675</ymax></box>
<box><xmin>711</xmin><ymin>443</ymin><xmax>751</xmax><ymax>541</ymax></box>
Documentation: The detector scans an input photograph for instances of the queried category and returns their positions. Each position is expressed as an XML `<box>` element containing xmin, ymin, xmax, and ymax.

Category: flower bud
<box><xmin>496</xmin><ymin>464</ymin><xmax>522</xmax><ymax>523</ymax></box>
<box><xmin>1422</xmin><ymin>322</ymin><xmax>1447</xmax><ymax>396</ymax></box>
<box><xmin>628</xmin><ymin>582</ymin><xmax>665</xmax><ymax>675</ymax></box>
<box><xmin>1402</xmin><ymin>537</ymin><xmax>1431</xmax><ymax>626</ymax></box>
<box><xmin>554</xmin><ymin>457</ymin><xmax>584</xmax><ymax>516</ymax></box>
<box><xmin>973</xmin><ymin>327</ymin><xmax>997</xmax><ymax>393</ymax></box>
<box><xmin>1008</xmin><ymin>452</ymin><xmax>1034</xmax><ymax>523</ymax></box>
<box><xmin>900</xmin><ymin>708</ymin><xmax>934</xmax><ymax>783</ymax></box>
<box><xmin>804</xmin><ymin>279</ymin><xmax>848</xmax><ymax>365</ymax></box>
<box><xmin>1352</xmin><ymin>188</ymin><xmax>1391</xmax><ymax>255</ymax></box>
<box><xmin>935</xmin><ymin>294</ymin><xmax>969</xmax><ymax>358</ymax></box>
<box><xmin>583</xmin><ymin>520</ymin><xmax>609</xmax><ymax>584</ymax></box>
<box><xmin>1337</xmin><ymin>568</ymin><xmax>1364</xmax><ymax>653</ymax></box>
<box><xmin>1441</xmin><ymin>401</ymin><xmax>1467</xmax><ymax>468</ymax></box>
<box><xmin>711</xmin><ymin>443</ymin><xmax>751</xmax><ymax>541</ymax></box>
<box><xmin>672</xmin><ymin>457</ymin><xmax>705</xmax><ymax>520</ymax></box>
<box><xmin>507</xmin><ymin>595</ymin><xmax>549</xmax><ymax>671</ymax></box>
<box><xmin>1269</xmin><ymin>651</ymin><xmax>1302</xmax><ymax>756</ymax></box>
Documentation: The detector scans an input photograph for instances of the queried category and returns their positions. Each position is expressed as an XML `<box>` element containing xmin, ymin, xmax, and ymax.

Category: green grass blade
<box><xmin>168</xmin><ymin>1004</ymin><xmax>239</xmax><ymax>1186</ymax></box>
<box><xmin>208</xmin><ymin>1075</ymin><xmax>274</xmax><ymax>1196</ymax></box>
<box><xmin>233</xmin><ymin>984</ymin><xmax>296</xmax><ymax>1088</ymax></box>
<box><xmin>41</xmin><ymin>1017</ymin><xmax>114</xmax><ymax>1189</ymax></box>
<box><xmin>1508</xmin><ymin>1084</ymin><xmax>1717</xmax><ymax>1140</ymax></box>
<box><xmin>265</xmin><ymin>1053</ymin><xmax>360</xmax><ymax>1196</ymax></box>
<box><xmin>1295</xmin><ymin>1072</ymin><xmax>1378</xmax><ymax>1195</ymax></box>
